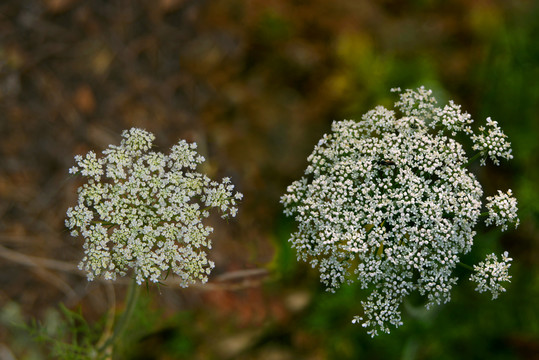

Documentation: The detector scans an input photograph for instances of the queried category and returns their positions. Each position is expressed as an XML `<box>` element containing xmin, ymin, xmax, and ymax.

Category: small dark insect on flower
<box><xmin>375</xmin><ymin>159</ymin><xmax>396</xmax><ymax>166</ymax></box>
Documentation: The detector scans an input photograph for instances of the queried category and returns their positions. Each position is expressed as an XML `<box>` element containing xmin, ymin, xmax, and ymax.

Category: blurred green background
<box><xmin>0</xmin><ymin>0</ymin><xmax>538</xmax><ymax>358</ymax></box>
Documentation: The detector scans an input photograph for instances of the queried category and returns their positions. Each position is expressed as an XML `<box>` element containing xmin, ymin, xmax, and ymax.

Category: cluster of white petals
<box><xmin>281</xmin><ymin>87</ymin><xmax>518</xmax><ymax>336</ymax></box>
<box><xmin>471</xmin><ymin>117</ymin><xmax>513</xmax><ymax>166</ymax></box>
<box><xmin>66</xmin><ymin>128</ymin><xmax>242</xmax><ymax>286</ymax></box>
<box><xmin>470</xmin><ymin>252</ymin><xmax>512</xmax><ymax>299</ymax></box>
<box><xmin>485</xmin><ymin>189</ymin><xmax>520</xmax><ymax>231</ymax></box>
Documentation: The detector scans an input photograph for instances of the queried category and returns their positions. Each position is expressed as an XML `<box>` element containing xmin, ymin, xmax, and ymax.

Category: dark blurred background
<box><xmin>1</xmin><ymin>0</ymin><xmax>538</xmax><ymax>359</ymax></box>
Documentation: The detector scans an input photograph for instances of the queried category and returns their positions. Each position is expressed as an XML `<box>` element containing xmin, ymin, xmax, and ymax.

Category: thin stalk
<box><xmin>97</xmin><ymin>277</ymin><xmax>140</xmax><ymax>355</ymax></box>
<box><xmin>463</xmin><ymin>152</ymin><xmax>483</xmax><ymax>168</ymax></box>
<box><xmin>457</xmin><ymin>262</ymin><xmax>474</xmax><ymax>271</ymax></box>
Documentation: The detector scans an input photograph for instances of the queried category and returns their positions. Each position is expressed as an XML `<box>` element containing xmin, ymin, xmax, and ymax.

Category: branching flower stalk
<box><xmin>281</xmin><ymin>87</ymin><xmax>519</xmax><ymax>336</ymax></box>
<box><xmin>96</xmin><ymin>278</ymin><xmax>140</xmax><ymax>356</ymax></box>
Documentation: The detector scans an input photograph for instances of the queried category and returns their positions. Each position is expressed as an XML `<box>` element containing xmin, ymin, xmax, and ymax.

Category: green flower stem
<box><xmin>463</xmin><ymin>152</ymin><xmax>483</xmax><ymax>168</ymax></box>
<box><xmin>97</xmin><ymin>277</ymin><xmax>140</xmax><ymax>354</ymax></box>
<box><xmin>457</xmin><ymin>262</ymin><xmax>474</xmax><ymax>271</ymax></box>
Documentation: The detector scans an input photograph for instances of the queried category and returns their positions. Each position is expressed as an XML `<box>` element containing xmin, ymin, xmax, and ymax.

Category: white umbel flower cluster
<box><xmin>470</xmin><ymin>251</ymin><xmax>512</xmax><ymax>299</ymax></box>
<box><xmin>485</xmin><ymin>189</ymin><xmax>520</xmax><ymax>231</ymax></box>
<box><xmin>66</xmin><ymin>128</ymin><xmax>243</xmax><ymax>286</ymax></box>
<box><xmin>281</xmin><ymin>87</ymin><xmax>518</xmax><ymax>336</ymax></box>
<box><xmin>471</xmin><ymin>117</ymin><xmax>513</xmax><ymax>166</ymax></box>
